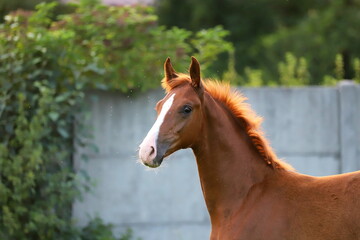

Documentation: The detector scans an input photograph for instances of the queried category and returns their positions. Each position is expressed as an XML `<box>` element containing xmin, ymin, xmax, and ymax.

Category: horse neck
<box><xmin>192</xmin><ymin>93</ymin><xmax>274</xmax><ymax>221</ymax></box>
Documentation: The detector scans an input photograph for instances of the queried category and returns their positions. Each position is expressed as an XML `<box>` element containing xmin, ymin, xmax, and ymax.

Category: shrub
<box><xmin>80</xmin><ymin>218</ymin><xmax>140</xmax><ymax>240</ymax></box>
<box><xmin>0</xmin><ymin>3</ymin><xmax>86</xmax><ymax>239</ymax></box>
<box><xmin>278</xmin><ymin>52</ymin><xmax>310</xmax><ymax>86</ymax></box>
<box><xmin>51</xmin><ymin>3</ymin><xmax>232</xmax><ymax>91</ymax></box>
<box><xmin>354</xmin><ymin>58</ymin><xmax>360</xmax><ymax>83</ymax></box>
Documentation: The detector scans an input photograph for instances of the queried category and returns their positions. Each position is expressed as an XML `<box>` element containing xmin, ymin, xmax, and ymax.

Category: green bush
<box><xmin>225</xmin><ymin>51</ymin><xmax>360</xmax><ymax>87</ymax></box>
<box><xmin>0</xmin><ymin>2</ymin><xmax>232</xmax><ymax>239</ymax></box>
<box><xmin>0</xmin><ymin>0</ymin><xmax>55</xmax><ymax>23</ymax></box>
<box><xmin>261</xmin><ymin>0</ymin><xmax>360</xmax><ymax>84</ymax></box>
<box><xmin>157</xmin><ymin>0</ymin><xmax>360</xmax><ymax>85</ymax></box>
<box><xmin>80</xmin><ymin>218</ymin><xmax>140</xmax><ymax>240</ymax></box>
<box><xmin>354</xmin><ymin>58</ymin><xmax>360</xmax><ymax>83</ymax></box>
<box><xmin>80</xmin><ymin>218</ymin><xmax>118</xmax><ymax>240</ymax></box>
<box><xmin>278</xmin><ymin>52</ymin><xmax>310</xmax><ymax>86</ymax></box>
<box><xmin>51</xmin><ymin>3</ymin><xmax>232</xmax><ymax>91</ymax></box>
<box><xmin>0</xmin><ymin>3</ymin><xmax>86</xmax><ymax>239</ymax></box>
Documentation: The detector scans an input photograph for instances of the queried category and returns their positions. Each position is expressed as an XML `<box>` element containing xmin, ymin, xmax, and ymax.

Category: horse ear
<box><xmin>189</xmin><ymin>56</ymin><xmax>202</xmax><ymax>89</ymax></box>
<box><xmin>164</xmin><ymin>57</ymin><xmax>178</xmax><ymax>83</ymax></box>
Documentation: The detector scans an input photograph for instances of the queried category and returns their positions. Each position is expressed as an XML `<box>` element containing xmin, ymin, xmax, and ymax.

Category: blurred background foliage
<box><xmin>2</xmin><ymin>0</ymin><xmax>360</xmax><ymax>87</ymax></box>
<box><xmin>157</xmin><ymin>0</ymin><xmax>360</xmax><ymax>85</ymax></box>
<box><xmin>0</xmin><ymin>0</ymin><xmax>52</xmax><ymax>21</ymax></box>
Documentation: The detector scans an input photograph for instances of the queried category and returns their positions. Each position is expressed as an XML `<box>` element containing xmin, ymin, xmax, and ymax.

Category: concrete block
<box><xmin>339</xmin><ymin>83</ymin><xmax>360</xmax><ymax>172</ymax></box>
<box><xmin>241</xmin><ymin>87</ymin><xmax>340</xmax><ymax>155</ymax></box>
<box><xmin>280</xmin><ymin>154</ymin><xmax>340</xmax><ymax>176</ymax></box>
<box><xmin>73</xmin><ymin>149</ymin><xmax>208</xmax><ymax>227</ymax></box>
<box><xmin>114</xmin><ymin>223</ymin><xmax>211</xmax><ymax>240</ymax></box>
<box><xmin>81</xmin><ymin>89</ymin><xmax>165</xmax><ymax>156</ymax></box>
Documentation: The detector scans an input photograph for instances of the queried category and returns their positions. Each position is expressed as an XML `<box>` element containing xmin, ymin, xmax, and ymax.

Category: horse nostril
<box><xmin>150</xmin><ymin>146</ymin><xmax>155</xmax><ymax>156</ymax></box>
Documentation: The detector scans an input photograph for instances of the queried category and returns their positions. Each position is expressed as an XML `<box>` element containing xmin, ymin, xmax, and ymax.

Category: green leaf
<box><xmin>57</xmin><ymin>127</ymin><xmax>70</xmax><ymax>139</ymax></box>
<box><xmin>48</xmin><ymin>112</ymin><xmax>60</xmax><ymax>121</ymax></box>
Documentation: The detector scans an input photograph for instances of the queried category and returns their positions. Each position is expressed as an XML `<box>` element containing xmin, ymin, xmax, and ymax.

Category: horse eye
<box><xmin>182</xmin><ymin>105</ymin><xmax>192</xmax><ymax>114</ymax></box>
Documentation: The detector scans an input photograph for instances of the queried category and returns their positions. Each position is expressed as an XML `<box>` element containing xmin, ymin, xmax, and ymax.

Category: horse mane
<box><xmin>162</xmin><ymin>75</ymin><xmax>294</xmax><ymax>171</ymax></box>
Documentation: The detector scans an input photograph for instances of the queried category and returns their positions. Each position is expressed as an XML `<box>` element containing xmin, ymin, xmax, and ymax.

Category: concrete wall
<box><xmin>73</xmin><ymin>83</ymin><xmax>360</xmax><ymax>240</ymax></box>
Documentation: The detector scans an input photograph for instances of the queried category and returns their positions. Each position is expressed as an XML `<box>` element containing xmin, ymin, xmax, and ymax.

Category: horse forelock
<box><xmin>161</xmin><ymin>75</ymin><xmax>294</xmax><ymax>171</ymax></box>
<box><xmin>161</xmin><ymin>73</ymin><xmax>192</xmax><ymax>92</ymax></box>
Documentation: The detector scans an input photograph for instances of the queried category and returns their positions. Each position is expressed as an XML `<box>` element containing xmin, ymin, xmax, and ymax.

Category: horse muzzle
<box><xmin>139</xmin><ymin>141</ymin><xmax>169</xmax><ymax>168</ymax></box>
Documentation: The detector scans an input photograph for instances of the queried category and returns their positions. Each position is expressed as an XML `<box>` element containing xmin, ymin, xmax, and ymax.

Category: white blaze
<box><xmin>139</xmin><ymin>94</ymin><xmax>175</xmax><ymax>163</ymax></box>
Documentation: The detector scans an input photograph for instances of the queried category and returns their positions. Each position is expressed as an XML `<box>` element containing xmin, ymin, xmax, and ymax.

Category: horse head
<box><xmin>138</xmin><ymin>57</ymin><xmax>204</xmax><ymax>168</ymax></box>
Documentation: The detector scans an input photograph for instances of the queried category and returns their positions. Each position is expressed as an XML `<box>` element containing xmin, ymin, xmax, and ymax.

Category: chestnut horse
<box><xmin>138</xmin><ymin>57</ymin><xmax>360</xmax><ymax>240</ymax></box>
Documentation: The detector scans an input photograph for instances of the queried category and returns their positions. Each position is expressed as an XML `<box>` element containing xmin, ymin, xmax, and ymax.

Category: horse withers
<box><xmin>138</xmin><ymin>57</ymin><xmax>360</xmax><ymax>240</ymax></box>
